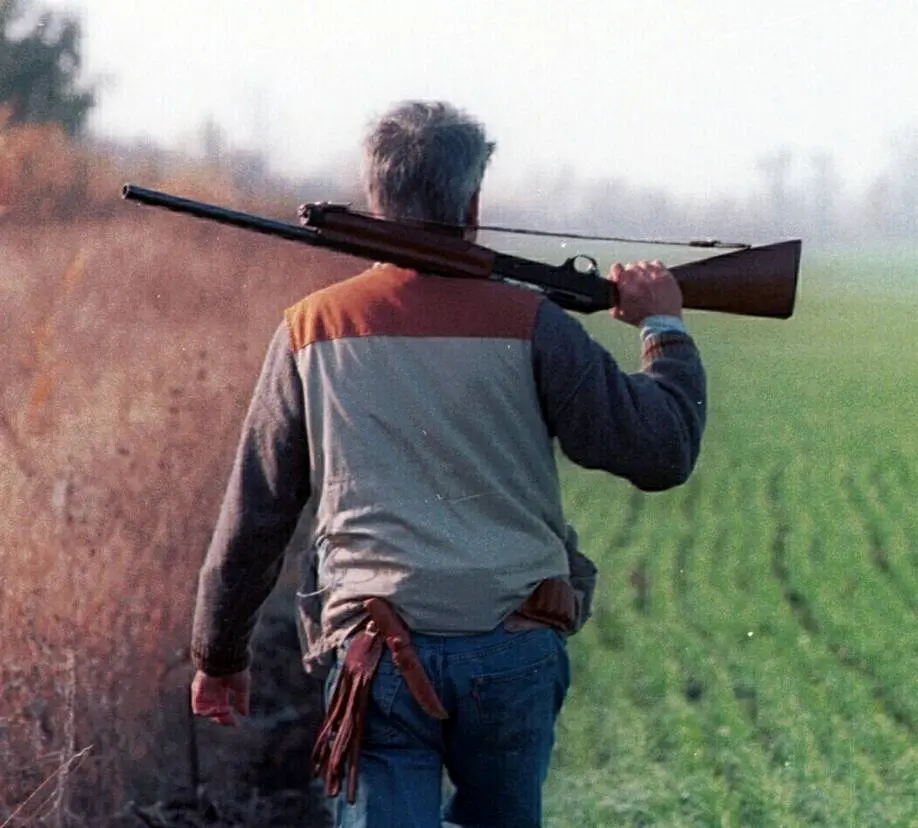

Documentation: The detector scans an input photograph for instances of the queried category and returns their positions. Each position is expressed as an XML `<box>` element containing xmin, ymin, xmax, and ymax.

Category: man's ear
<box><xmin>464</xmin><ymin>190</ymin><xmax>481</xmax><ymax>239</ymax></box>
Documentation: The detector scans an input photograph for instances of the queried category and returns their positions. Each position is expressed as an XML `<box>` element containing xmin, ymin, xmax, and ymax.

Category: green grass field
<box><xmin>539</xmin><ymin>249</ymin><xmax>918</xmax><ymax>826</ymax></box>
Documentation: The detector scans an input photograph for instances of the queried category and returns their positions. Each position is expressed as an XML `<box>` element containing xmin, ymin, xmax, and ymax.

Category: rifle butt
<box><xmin>671</xmin><ymin>240</ymin><xmax>801</xmax><ymax>319</ymax></box>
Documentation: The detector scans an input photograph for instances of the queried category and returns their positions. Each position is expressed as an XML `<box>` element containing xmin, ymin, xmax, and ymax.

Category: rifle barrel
<box><xmin>121</xmin><ymin>184</ymin><xmax>801</xmax><ymax>319</ymax></box>
<box><xmin>122</xmin><ymin>184</ymin><xmax>324</xmax><ymax>246</ymax></box>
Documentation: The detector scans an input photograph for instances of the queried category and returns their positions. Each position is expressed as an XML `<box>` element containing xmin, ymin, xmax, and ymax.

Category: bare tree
<box><xmin>887</xmin><ymin>127</ymin><xmax>918</xmax><ymax>238</ymax></box>
<box><xmin>755</xmin><ymin>148</ymin><xmax>794</xmax><ymax>236</ymax></box>
<box><xmin>807</xmin><ymin>152</ymin><xmax>841</xmax><ymax>242</ymax></box>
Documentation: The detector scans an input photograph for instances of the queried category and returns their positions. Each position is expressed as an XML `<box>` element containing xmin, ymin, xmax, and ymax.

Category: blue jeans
<box><xmin>323</xmin><ymin>623</ymin><xmax>570</xmax><ymax>828</ymax></box>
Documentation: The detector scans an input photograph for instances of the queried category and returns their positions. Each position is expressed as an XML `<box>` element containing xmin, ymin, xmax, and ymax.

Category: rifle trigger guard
<box><xmin>565</xmin><ymin>255</ymin><xmax>600</xmax><ymax>277</ymax></box>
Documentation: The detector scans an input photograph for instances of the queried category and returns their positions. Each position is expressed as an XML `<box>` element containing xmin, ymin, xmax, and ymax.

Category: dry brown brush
<box><xmin>1</xmin><ymin>129</ymin><xmax>360</xmax><ymax>825</ymax></box>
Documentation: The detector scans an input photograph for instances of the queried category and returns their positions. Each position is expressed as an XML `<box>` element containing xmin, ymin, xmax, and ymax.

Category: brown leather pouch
<box><xmin>506</xmin><ymin>526</ymin><xmax>599</xmax><ymax>636</ymax></box>
<box><xmin>312</xmin><ymin>597</ymin><xmax>447</xmax><ymax>804</ymax></box>
<box><xmin>511</xmin><ymin>577</ymin><xmax>578</xmax><ymax>633</ymax></box>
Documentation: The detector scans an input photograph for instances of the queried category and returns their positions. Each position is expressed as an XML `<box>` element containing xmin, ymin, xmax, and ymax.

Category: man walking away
<box><xmin>189</xmin><ymin>100</ymin><xmax>706</xmax><ymax>828</ymax></box>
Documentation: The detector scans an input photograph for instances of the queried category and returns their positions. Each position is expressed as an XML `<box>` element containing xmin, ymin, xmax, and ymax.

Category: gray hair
<box><xmin>361</xmin><ymin>101</ymin><xmax>496</xmax><ymax>224</ymax></box>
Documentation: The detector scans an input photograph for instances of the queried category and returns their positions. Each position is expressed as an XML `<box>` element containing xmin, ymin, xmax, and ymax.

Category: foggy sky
<box><xmin>46</xmin><ymin>0</ymin><xmax>918</xmax><ymax>200</ymax></box>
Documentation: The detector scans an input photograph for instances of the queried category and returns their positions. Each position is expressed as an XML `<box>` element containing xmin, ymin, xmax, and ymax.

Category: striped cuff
<box><xmin>640</xmin><ymin>314</ymin><xmax>687</xmax><ymax>341</ymax></box>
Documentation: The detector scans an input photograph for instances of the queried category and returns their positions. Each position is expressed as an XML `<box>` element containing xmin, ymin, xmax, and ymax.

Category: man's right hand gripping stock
<box><xmin>609</xmin><ymin>259</ymin><xmax>683</xmax><ymax>326</ymax></box>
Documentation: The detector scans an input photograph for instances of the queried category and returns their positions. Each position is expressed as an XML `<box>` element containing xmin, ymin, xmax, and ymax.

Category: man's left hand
<box><xmin>190</xmin><ymin>669</ymin><xmax>251</xmax><ymax>727</ymax></box>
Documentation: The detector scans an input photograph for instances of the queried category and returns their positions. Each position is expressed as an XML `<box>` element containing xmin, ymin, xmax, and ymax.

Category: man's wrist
<box><xmin>640</xmin><ymin>314</ymin><xmax>687</xmax><ymax>340</ymax></box>
<box><xmin>191</xmin><ymin>642</ymin><xmax>251</xmax><ymax>677</ymax></box>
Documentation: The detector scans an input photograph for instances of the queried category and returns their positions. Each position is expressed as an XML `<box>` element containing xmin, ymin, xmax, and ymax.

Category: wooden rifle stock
<box><xmin>669</xmin><ymin>241</ymin><xmax>801</xmax><ymax>319</ymax></box>
<box><xmin>299</xmin><ymin>200</ymin><xmax>802</xmax><ymax>319</ymax></box>
<box><xmin>121</xmin><ymin>184</ymin><xmax>801</xmax><ymax>319</ymax></box>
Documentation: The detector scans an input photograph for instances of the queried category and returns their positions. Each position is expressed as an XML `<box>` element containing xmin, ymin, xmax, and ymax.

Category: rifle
<box><xmin>121</xmin><ymin>184</ymin><xmax>801</xmax><ymax>319</ymax></box>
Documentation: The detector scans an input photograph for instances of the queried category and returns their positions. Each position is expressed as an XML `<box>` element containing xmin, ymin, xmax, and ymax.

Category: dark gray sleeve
<box><xmin>532</xmin><ymin>299</ymin><xmax>707</xmax><ymax>492</ymax></box>
<box><xmin>190</xmin><ymin>322</ymin><xmax>311</xmax><ymax>676</ymax></box>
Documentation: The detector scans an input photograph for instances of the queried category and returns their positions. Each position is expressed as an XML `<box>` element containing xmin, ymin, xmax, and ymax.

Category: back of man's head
<box><xmin>362</xmin><ymin>101</ymin><xmax>496</xmax><ymax>226</ymax></box>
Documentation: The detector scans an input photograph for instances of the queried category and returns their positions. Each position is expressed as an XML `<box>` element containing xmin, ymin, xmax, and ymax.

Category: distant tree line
<box><xmin>0</xmin><ymin>0</ymin><xmax>94</xmax><ymax>135</ymax></box>
<box><xmin>2</xmin><ymin>0</ymin><xmax>915</xmax><ymax>246</ymax></box>
<box><xmin>486</xmin><ymin>136</ymin><xmax>918</xmax><ymax>249</ymax></box>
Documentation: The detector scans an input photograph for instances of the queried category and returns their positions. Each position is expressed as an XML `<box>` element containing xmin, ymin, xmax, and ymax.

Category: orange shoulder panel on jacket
<box><xmin>285</xmin><ymin>264</ymin><xmax>544</xmax><ymax>352</ymax></box>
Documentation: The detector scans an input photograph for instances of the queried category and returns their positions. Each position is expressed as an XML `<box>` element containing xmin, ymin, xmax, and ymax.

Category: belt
<box><xmin>311</xmin><ymin>578</ymin><xmax>576</xmax><ymax>803</ymax></box>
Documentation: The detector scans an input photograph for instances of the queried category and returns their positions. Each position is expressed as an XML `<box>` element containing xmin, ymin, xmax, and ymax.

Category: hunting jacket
<box><xmin>190</xmin><ymin>264</ymin><xmax>707</xmax><ymax>677</ymax></box>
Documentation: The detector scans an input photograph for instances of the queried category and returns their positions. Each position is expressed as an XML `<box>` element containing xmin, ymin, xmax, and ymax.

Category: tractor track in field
<box><xmin>866</xmin><ymin>452</ymin><xmax>918</xmax><ymax>574</ymax></box>
<box><xmin>670</xmin><ymin>477</ymin><xmax>718</xmax><ymax>641</ymax></box>
<box><xmin>610</xmin><ymin>488</ymin><xmax>646</xmax><ymax>551</ymax></box>
<box><xmin>879</xmin><ymin>448</ymin><xmax>914</xmax><ymax>491</ymax></box>
<box><xmin>825</xmin><ymin>641</ymin><xmax>918</xmax><ymax>735</ymax></box>
<box><xmin>606</xmin><ymin>489</ymin><xmax>654</xmax><ymax>615</ymax></box>
<box><xmin>841</xmin><ymin>470</ymin><xmax>917</xmax><ymax>614</ymax></box>
<box><xmin>672</xmin><ymin>477</ymin><xmax>701</xmax><ymax>599</ymax></box>
<box><xmin>585</xmin><ymin>485</ymin><xmax>650</xmax><ymax>648</ymax></box>
<box><xmin>766</xmin><ymin>469</ymin><xmax>820</xmax><ymax>634</ymax></box>
<box><xmin>764</xmin><ymin>470</ymin><xmax>917</xmax><ymax>737</ymax></box>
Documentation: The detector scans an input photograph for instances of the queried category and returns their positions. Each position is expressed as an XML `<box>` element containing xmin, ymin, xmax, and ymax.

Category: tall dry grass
<box><xmin>0</xmin><ymin>126</ymin><xmax>361</xmax><ymax>825</ymax></box>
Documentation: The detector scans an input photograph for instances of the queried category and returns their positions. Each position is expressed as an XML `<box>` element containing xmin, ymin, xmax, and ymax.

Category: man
<box><xmin>190</xmin><ymin>100</ymin><xmax>706</xmax><ymax>827</ymax></box>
